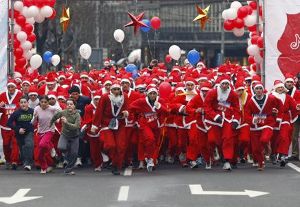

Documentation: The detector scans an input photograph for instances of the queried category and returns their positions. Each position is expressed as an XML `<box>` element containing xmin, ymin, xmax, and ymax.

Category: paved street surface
<box><xmin>0</xmin><ymin>161</ymin><xmax>300</xmax><ymax>207</ymax></box>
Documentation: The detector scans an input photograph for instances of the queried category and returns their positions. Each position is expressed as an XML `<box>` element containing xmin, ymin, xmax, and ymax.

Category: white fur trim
<box><xmin>285</xmin><ymin>78</ymin><xmax>294</xmax><ymax>83</ymax></box>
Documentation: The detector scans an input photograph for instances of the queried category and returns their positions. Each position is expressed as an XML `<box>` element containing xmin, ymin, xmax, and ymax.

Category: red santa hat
<box><xmin>28</xmin><ymin>85</ymin><xmax>38</xmax><ymax>96</ymax></box>
<box><xmin>196</xmin><ymin>61</ymin><xmax>206</xmax><ymax>68</ymax></box>
<box><xmin>21</xmin><ymin>78</ymin><xmax>31</xmax><ymax>86</ymax></box>
<box><xmin>135</xmin><ymin>78</ymin><xmax>146</xmax><ymax>89</ymax></box>
<box><xmin>253</xmin><ymin>81</ymin><xmax>264</xmax><ymax>89</ymax></box>
<box><xmin>175</xmin><ymin>82</ymin><xmax>185</xmax><ymax>92</ymax></box>
<box><xmin>200</xmin><ymin>82</ymin><xmax>212</xmax><ymax>91</ymax></box>
<box><xmin>80</xmin><ymin>71</ymin><xmax>89</xmax><ymax>79</ymax></box>
<box><xmin>219</xmin><ymin>75</ymin><xmax>231</xmax><ymax>84</ymax></box>
<box><xmin>7</xmin><ymin>79</ymin><xmax>17</xmax><ymax>87</ymax></box>
<box><xmin>111</xmin><ymin>80</ymin><xmax>121</xmax><ymax>89</ymax></box>
<box><xmin>121</xmin><ymin>75</ymin><xmax>131</xmax><ymax>85</ymax></box>
<box><xmin>48</xmin><ymin>91</ymin><xmax>57</xmax><ymax>99</ymax></box>
<box><xmin>146</xmin><ymin>85</ymin><xmax>158</xmax><ymax>94</ymax></box>
<box><xmin>46</xmin><ymin>73</ymin><xmax>57</xmax><ymax>84</ymax></box>
<box><xmin>234</xmin><ymin>80</ymin><xmax>245</xmax><ymax>91</ymax></box>
<box><xmin>184</xmin><ymin>77</ymin><xmax>196</xmax><ymax>85</ymax></box>
<box><xmin>57</xmin><ymin>91</ymin><xmax>68</xmax><ymax>100</ymax></box>
<box><xmin>103</xmin><ymin>58</ymin><xmax>111</xmax><ymax>66</ymax></box>
<box><xmin>93</xmin><ymin>90</ymin><xmax>102</xmax><ymax>99</ymax></box>
<box><xmin>57</xmin><ymin>71</ymin><xmax>66</xmax><ymax>80</ymax></box>
<box><xmin>273</xmin><ymin>80</ymin><xmax>285</xmax><ymax>89</ymax></box>
<box><xmin>103</xmin><ymin>78</ymin><xmax>112</xmax><ymax>86</ymax></box>
<box><xmin>252</xmin><ymin>74</ymin><xmax>261</xmax><ymax>84</ymax></box>
<box><xmin>284</xmin><ymin>73</ymin><xmax>295</xmax><ymax>83</ymax></box>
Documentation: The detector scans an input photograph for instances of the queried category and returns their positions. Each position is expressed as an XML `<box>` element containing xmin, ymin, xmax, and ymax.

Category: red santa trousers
<box><xmin>187</xmin><ymin>124</ymin><xmax>209</xmax><ymax>162</ymax></box>
<box><xmin>250</xmin><ymin>128</ymin><xmax>273</xmax><ymax>165</ymax></box>
<box><xmin>272</xmin><ymin>124</ymin><xmax>293</xmax><ymax>156</ymax></box>
<box><xmin>88</xmin><ymin>136</ymin><xmax>103</xmax><ymax>168</ymax></box>
<box><xmin>125</xmin><ymin>127</ymin><xmax>139</xmax><ymax>163</ymax></box>
<box><xmin>38</xmin><ymin>131</ymin><xmax>54</xmax><ymax>170</ymax></box>
<box><xmin>207</xmin><ymin>122</ymin><xmax>234</xmax><ymax>160</ymax></box>
<box><xmin>1</xmin><ymin>129</ymin><xmax>19</xmax><ymax>164</ymax></box>
<box><xmin>166</xmin><ymin>127</ymin><xmax>178</xmax><ymax>157</ymax></box>
<box><xmin>100</xmin><ymin>125</ymin><xmax>127</xmax><ymax>170</ymax></box>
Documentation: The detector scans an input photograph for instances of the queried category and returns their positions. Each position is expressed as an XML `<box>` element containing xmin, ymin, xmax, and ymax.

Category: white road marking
<box><xmin>287</xmin><ymin>163</ymin><xmax>300</xmax><ymax>173</ymax></box>
<box><xmin>189</xmin><ymin>184</ymin><xmax>269</xmax><ymax>198</ymax></box>
<box><xmin>118</xmin><ymin>186</ymin><xmax>129</xmax><ymax>201</ymax></box>
<box><xmin>124</xmin><ymin>167</ymin><xmax>133</xmax><ymax>176</ymax></box>
<box><xmin>0</xmin><ymin>188</ymin><xmax>42</xmax><ymax>204</ymax></box>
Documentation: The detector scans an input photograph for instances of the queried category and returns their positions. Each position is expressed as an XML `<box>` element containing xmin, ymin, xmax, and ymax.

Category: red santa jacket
<box><xmin>169</xmin><ymin>90</ymin><xmax>198</xmax><ymax>128</ymax></box>
<box><xmin>0</xmin><ymin>90</ymin><xmax>23</xmax><ymax>130</ymax></box>
<box><xmin>123</xmin><ymin>89</ymin><xmax>143</xmax><ymax>127</ymax></box>
<box><xmin>129</xmin><ymin>96</ymin><xmax>168</xmax><ymax>128</ymax></box>
<box><xmin>244</xmin><ymin>94</ymin><xmax>283</xmax><ymax>131</ymax></box>
<box><xmin>271</xmin><ymin>92</ymin><xmax>298</xmax><ymax>129</ymax></box>
<box><xmin>204</xmin><ymin>87</ymin><xmax>241</xmax><ymax>127</ymax></box>
<box><xmin>82</xmin><ymin>103</ymin><xmax>100</xmax><ymax>137</ymax></box>
<box><xmin>186</xmin><ymin>92</ymin><xmax>210</xmax><ymax>133</ymax></box>
<box><xmin>92</xmin><ymin>93</ymin><xmax>128</xmax><ymax>131</ymax></box>
<box><xmin>38</xmin><ymin>84</ymin><xmax>64</xmax><ymax>96</ymax></box>
<box><xmin>237</xmin><ymin>91</ymin><xmax>251</xmax><ymax>129</ymax></box>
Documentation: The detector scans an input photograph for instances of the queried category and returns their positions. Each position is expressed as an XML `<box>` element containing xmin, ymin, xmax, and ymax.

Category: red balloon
<box><xmin>14</xmin><ymin>47</ymin><xmax>24</xmax><ymax>58</ymax></box>
<box><xmin>245</xmin><ymin>6</ymin><xmax>253</xmax><ymax>15</ymax></box>
<box><xmin>248</xmin><ymin>25</ymin><xmax>257</xmax><ymax>32</ymax></box>
<box><xmin>23</xmin><ymin>23</ymin><xmax>34</xmax><ymax>34</ymax></box>
<box><xmin>249</xmin><ymin>1</ymin><xmax>258</xmax><ymax>10</ymax></box>
<box><xmin>234</xmin><ymin>18</ymin><xmax>245</xmax><ymax>29</ymax></box>
<box><xmin>257</xmin><ymin>37</ymin><xmax>264</xmax><ymax>48</ymax></box>
<box><xmin>15</xmin><ymin>67</ymin><xmax>26</xmax><ymax>75</ymax></box>
<box><xmin>237</xmin><ymin>6</ymin><xmax>248</xmax><ymax>19</ymax></box>
<box><xmin>16</xmin><ymin>58</ymin><xmax>27</xmax><ymax>68</ymax></box>
<box><xmin>27</xmin><ymin>33</ymin><xmax>36</xmax><ymax>42</ymax></box>
<box><xmin>49</xmin><ymin>9</ymin><xmax>56</xmax><ymax>20</ymax></box>
<box><xmin>248</xmin><ymin>56</ymin><xmax>255</xmax><ymax>64</ymax></box>
<box><xmin>259</xmin><ymin>6</ymin><xmax>263</xmax><ymax>17</ymax></box>
<box><xmin>224</xmin><ymin>20</ymin><xmax>234</xmax><ymax>31</ymax></box>
<box><xmin>260</xmin><ymin>51</ymin><xmax>264</xmax><ymax>58</ymax></box>
<box><xmin>16</xmin><ymin>16</ymin><xmax>26</xmax><ymax>27</ymax></box>
<box><xmin>251</xmin><ymin>35</ymin><xmax>259</xmax><ymax>44</ymax></box>
<box><xmin>151</xmin><ymin>17</ymin><xmax>161</xmax><ymax>30</ymax></box>
<box><xmin>46</xmin><ymin>0</ymin><xmax>56</xmax><ymax>7</ymax></box>
<box><xmin>165</xmin><ymin>54</ymin><xmax>172</xmax><ymax>63</ymax></box>
<box><xmin>9</xmin><ymin>10</ymin><xmax>20</xmax><ymax>18</ymax></box>
<box><xmin>14</xmin><ymin>40</ymin><xmax>21</xmax><ymax>48</ymax></box>
<box><xmin>36</xmin><ymin>0</ymin><xmax>45</xmax><ymax>8</ymax></box>
<box><xmin>250</xmin><ymin>64</ymin><xmax>257</xmax><ymax>71</ymax></box>
<box><xmin>159</xmin><ymin>82</ymin><xmax>172</xmax><ymax>99</ymax></box>
<box><xmin>23</xmin><ymin>0</ymin><xmax>34</xmax><ymax>7</ymax></box>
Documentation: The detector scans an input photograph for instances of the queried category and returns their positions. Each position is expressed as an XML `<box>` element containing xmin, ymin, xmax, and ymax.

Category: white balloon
<box><xmin>254</xmin><ymin>54</ymin><xmax>263</xmax><ymax>64</ymax></box>
<box><xmin>23</xmin><ymin>50</ymin><xmax>33</xmax><ymax>60</ymax></box>
<box><xmin>79</xmin><ymin>44</ymin><xmax>92</xmax><ymax>60</ymax></box>
<box><xmin>51</xmin><ymin>55</ymin><xmax>61</xmax><ymax>66</ymax></box>
<box><xmin>113</xmin><ymin>29</ymin><xmax>125</xmax><ymax>43</ymax></box>
<box><xmin>26</xmin><ymin>17</ymin><xmax>35</xmax><ymax>24</ymax></box>
<box><xmin>28</xmin><ymin>6</ymin><xmax>39</xmax><ymax>18</ymax></box>
<box><xmin>17</xmin><ymin>31</ymin><xmax>27</xmax><ymax>43</ymax></box>
<box><xmin>169</xmin><ymin>45</ymin><xmax>181</xmax><ymax>61</ymax></box>
<box><xmin>13</xmin><ymin>24</ymin><xmax>21</xmax><ymax>34</ymax></box>
<box><xmin>247</xmin><ymin>44</ymin><xmax>260</xmax><ymax>56</ymax></box>
<box><xmin>247</xmin><ymin>38</ymin><xmax>252</xmax><ymax>46</ymax></box>
<box><xmin>233</xmin><ymin>28</ymin><xmax>245</xmax><ymax>37</ymax></box>
<box><xmin>40</xmin><ymin>6</ymin><xmax>53</xmax><ymax>18</ymax></box>
<box><xmin>244</xmin><ymin>14</ymin><xmax>257</xmax><ymax>27</ymax></box>
<box><xmin>14</xmin><ymin>1</ymin><xmax>24</xmax><ymax>12</ymax></box>
<box><xmin>22</xmin><ymin>6</ymin><xmax>31</xmax><ymax>18</ymax></box>
<box><xmin>226</xmin><ymin>8</ymin><xmax>238</xmax><ymax>20</ymax></box>
<box><xmin>27</xmin><ymin>67</ymin><xmax>34</xmax><ymax>74</ymax></box>
<box><xmin>30</xmin><ymin>54</ymin><xmax>43</xmax><ymax>69</ymax></box>
<box><xmin>231</xmin><ymin>1</ymin><xmax>243</xmax><ymax>9</ymax></box>
<box><xmin>34</xmin><ymin>13</ymin><xmax>45</xmax><ymax>23</ymax></box>
<box><xmin>222</xmin><ymin>9</ymin><xmax>229</xmax><ymax>20</ymax></box>
<box><xmin>21</xmin><ymin>41</ymin><xmax>32</xmax><ymax>50</ymax></box>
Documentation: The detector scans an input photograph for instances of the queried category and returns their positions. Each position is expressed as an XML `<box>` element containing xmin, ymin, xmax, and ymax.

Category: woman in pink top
<box><xmin>32</xmin><ymin>96</ymin><xmax>59</xmax><ymax>174</ymax></box>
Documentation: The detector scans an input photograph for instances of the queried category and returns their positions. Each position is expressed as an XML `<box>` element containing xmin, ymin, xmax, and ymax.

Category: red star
<box><xmin>124</xmin><ymin>12</ymin><xmax>149</xmax><ymax>34</ymax></box>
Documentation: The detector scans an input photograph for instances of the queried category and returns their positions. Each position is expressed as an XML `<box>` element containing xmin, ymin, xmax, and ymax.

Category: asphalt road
<box><xmin>0</xmin><ymin>161</ymin><xmax>300</xmax><ymax>207</ymax></box>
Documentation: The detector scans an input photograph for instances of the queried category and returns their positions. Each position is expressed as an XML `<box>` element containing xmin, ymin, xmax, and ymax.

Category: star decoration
<box><xmin>60</xmin><ymin>6</ymin><xmax>70</xmax><ymax>33</ymax></box>
<box><xmin>193</xmin><ymin>5</ymin><xmax>210</xmax><ymax>30</ymax></box>
<box><xmin>124</xmin><ymin>12</ymin><xmax>149</xmax><ymax>35</ymax></box>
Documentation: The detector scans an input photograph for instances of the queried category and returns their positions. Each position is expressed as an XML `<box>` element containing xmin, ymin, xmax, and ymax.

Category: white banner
<box><xmin>0</xmin><ymin>0</ymin><xmax>8</xmax><ymax>93</ymax></box>
<box><xmin>265</xmin><ymin>0</ymin><xmax>300</xmax><ymax>90</ymax></box>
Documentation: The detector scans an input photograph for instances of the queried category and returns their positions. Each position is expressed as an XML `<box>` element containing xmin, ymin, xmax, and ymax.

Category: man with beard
<box><xmin>91</xmin><ymin>81</ymin><xmax>129</xmax><ymax>175</ymax></box>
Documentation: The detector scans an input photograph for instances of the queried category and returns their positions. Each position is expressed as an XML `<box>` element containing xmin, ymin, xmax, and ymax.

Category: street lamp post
<box><xmin>8</xmin><ymin>0</ymin><xmax>15</xmax><ymax>76</ymax></box>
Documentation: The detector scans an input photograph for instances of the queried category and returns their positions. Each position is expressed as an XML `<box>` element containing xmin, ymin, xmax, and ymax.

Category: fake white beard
<box><xmin>29</xmin><ymin>99</ymin><xmax>39</xmax><ymax>109</ymax></box>
<box><xmin>272</xmin><ymin>91</ymin><xmax>286</xmax><ymax>104</ymax></box>
<box><xmin>217</xmin><ymin>86</ymin><xmax>231</xmax><ymax>102</ymax></box>
<box><xmin>109</xmin><ymin>94</ymin><xmax>124</xmax><ymax>107</ymax></box>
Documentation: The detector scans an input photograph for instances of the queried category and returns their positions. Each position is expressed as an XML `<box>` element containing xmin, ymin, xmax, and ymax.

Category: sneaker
<box><xmin>279</xmin><ymin>156</ymin><xmax>287</xmax><ymax>167</ymax></box>
<box><xmin>138</xmin><ymin>161</ymin><xmax>145</xmax><ymax>169</ymax></box>
<box><xmin>11</xmin><ymin>162</ymin><xmax>17</xmax><ymax>170</ymax></box>
<box><xmin>214</xmin><ymin>149</ymin><xmax>220</xmax><ymax>161</ymax></box>
<box><xmin>0</xmin><ymin>158</ymin><xmax>6</xmax><ymax>165</ymax></box>
<box><xmin>252</xmin><ymin>162</ymin><xmax>258</xmax><ymax>167</ymax></box>
<box><xmin>205</xmin><ymin>160</ymin><xmax>212</xmax><ymax>170</ymax></box>
<box><xmin>40</xmin><ymin>169</ymin><xmax>47</xmax><ymax>174</ymax></box>
<box><xmin>146</xmin><ymin>158</ymin><xmax>154</xmax><ymax>172</ymax></box>
<box><xmin>5</xmin><ymin>163</ymin><xmax>12</xmax><ymax>170</ymax></box>
<box><xmin>189</xmin><ymin>161</ymin><xmax>198</xmax><ymax>169</ymax></box>
<box><xmin>46</xmin><ymin>167</ymin><xmax>54</xmax><ymax>173</ymax></box>
<box><xmin>24</xmin><ymin>165</ymin><xmax>31</xmax><ymax>171</ymax></box>
<box><xmin>223</xmin><ymin>162</ymin><xmax>232</xmax><ymax>171</ymax></box>
<box><xmin>64</xmin><ymin>168</ymin><xmax>75</xmax><ymax>175</ymax></box>
<box><xmin>166</xmin><ymin>155</ymin><xmax>175</xmax><ymax>164</ymax></box>
<box><xmin>111</xmin><ymin>166</ymin><xmax>120</xmax><ymax>175</ymax></box>
<box><xmin>75</xmin><ymin>158</ymin><xmax>82</xmax><ymax>167</ymax></box>
<box><xmin>94</xmin><ymin>166</ymin><xmax>102</xmax><ymax>172</ymax></box>
<box><xmin>63</xmin><ymin>160</ymin><xmax>68</xmax><ymax>168</ymax></box>
<box><xmin>50</xmin><ymin>148</ymin><xmax>57</xmax><ymax>158</ymax></box>
<box><xmin>257</xmin><ymin>162</ymin><xmax>264</xmax><ymax>171</ymax></box>
<box><xmin>56</xmin><ymin>162</ymin><xmax>64</xmax><ymax>169</ymax></box>
<box><xmin>159</xmin><ymin>155</ymin><xmax>165</xmax><ymax>162</ymax></box>
<box><xmin>196</xmin><ymin>157</ymin><xmax>203</xmax><ymax>166</ymax></box>
<box><xmin>270</xmin><ymin>154</ymin><xmax>277</xmax><ymax>165</ymax></box>
<box><xmin>247</xmin><ymin>155</ymin><xmax>254</xmax><ymax>164</ymax></box>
